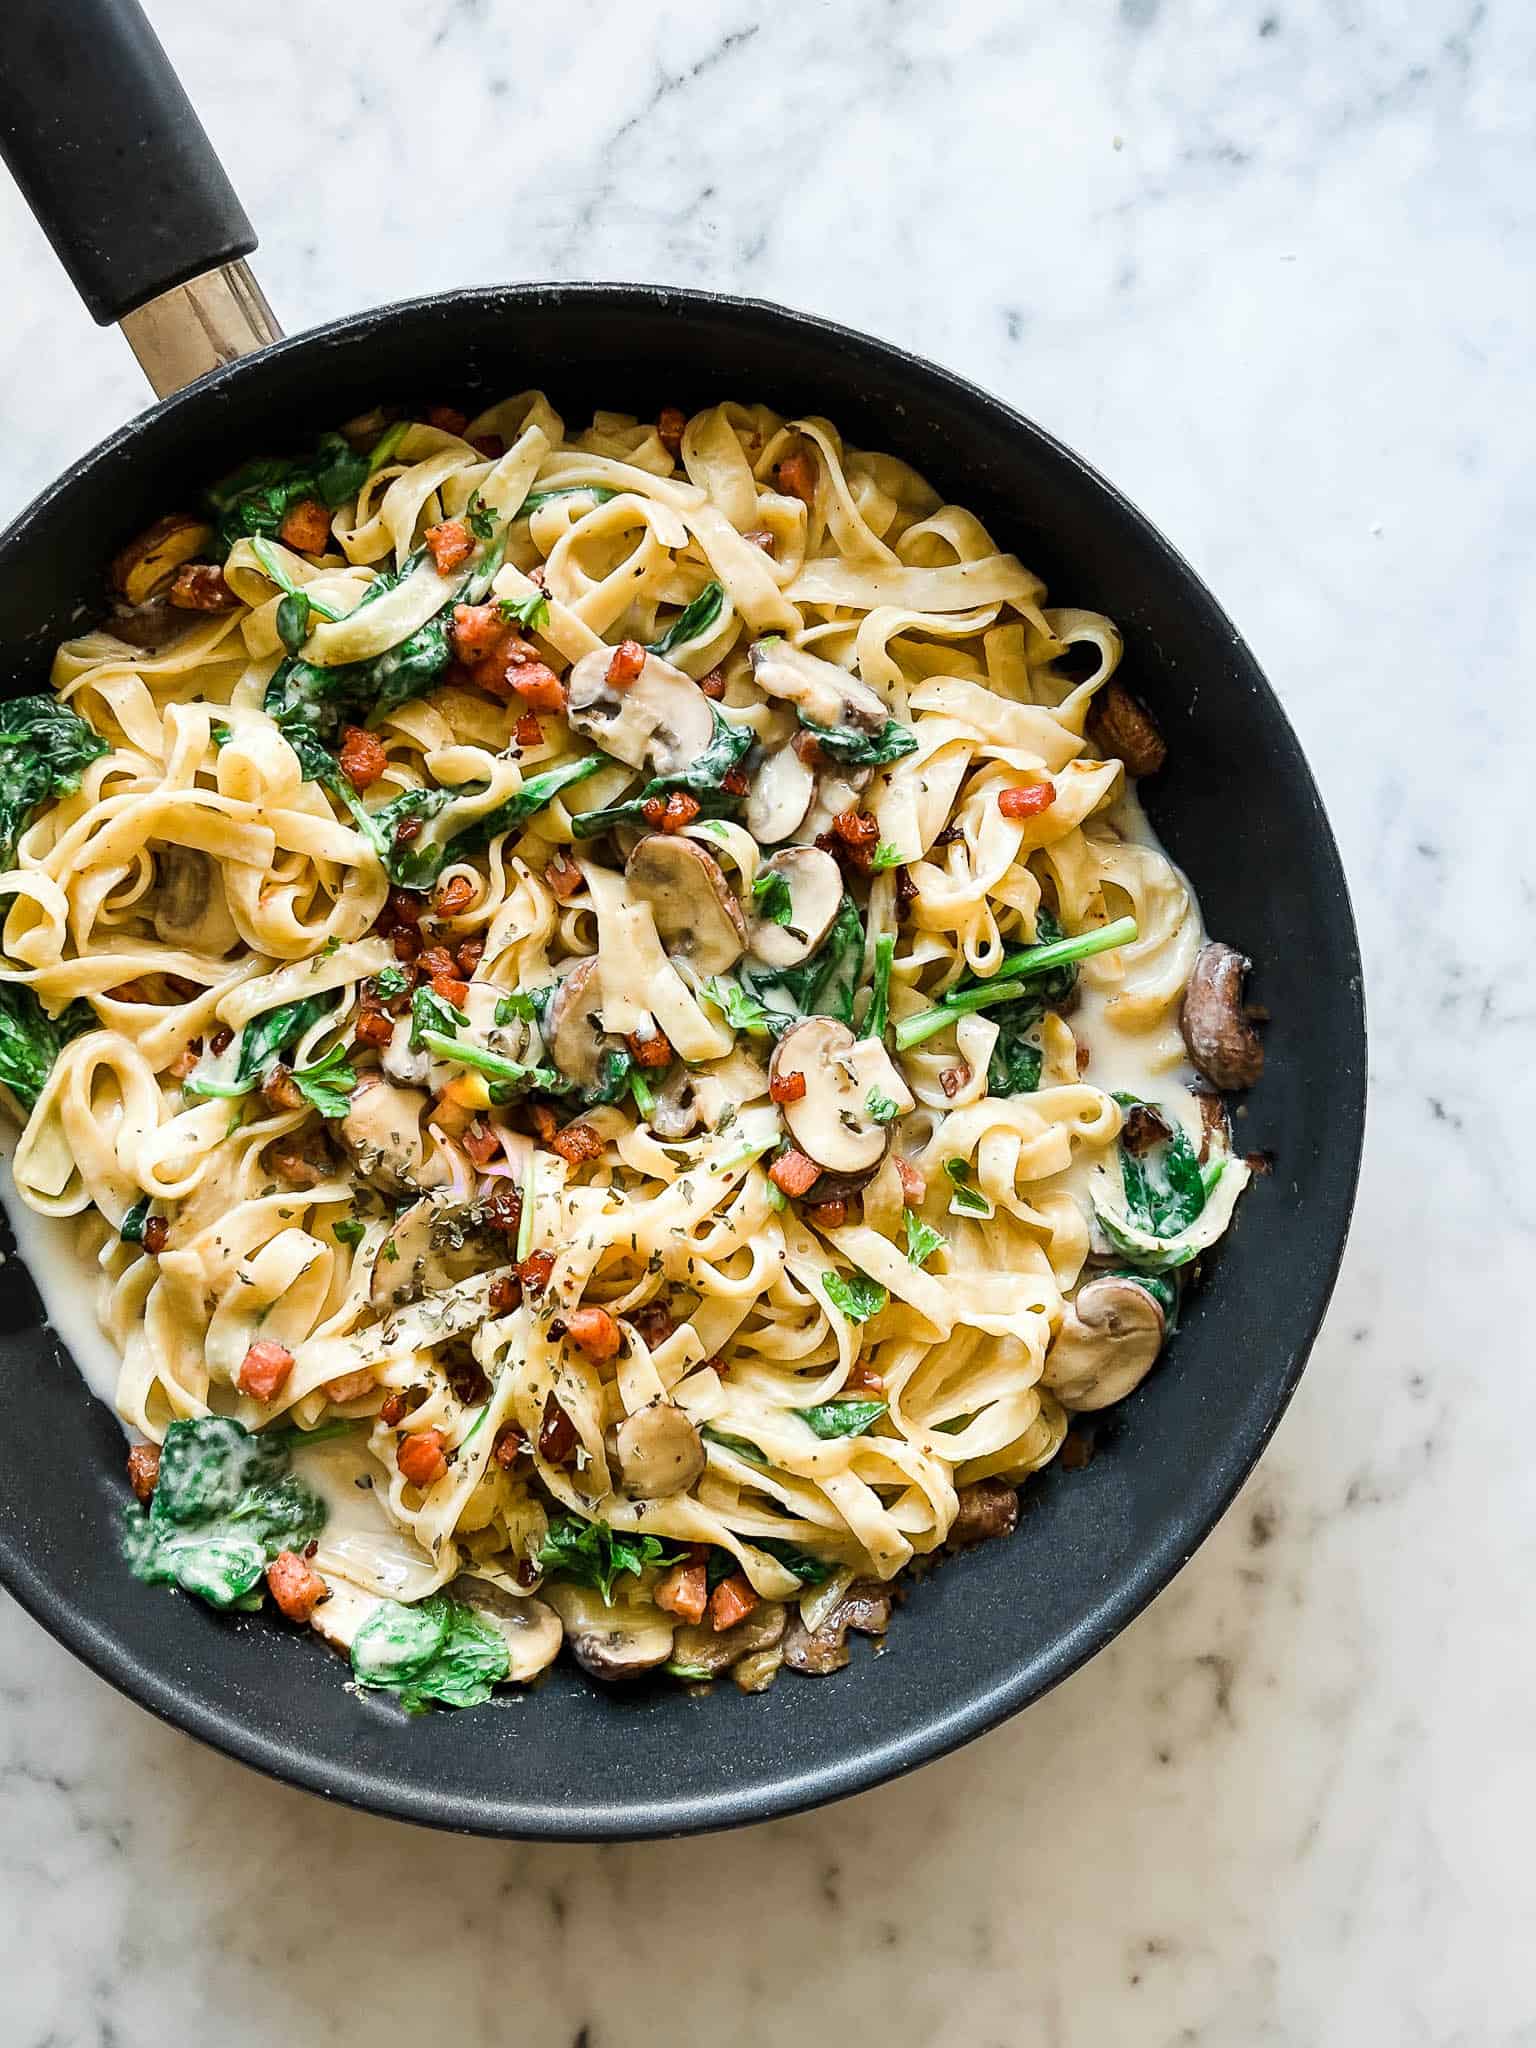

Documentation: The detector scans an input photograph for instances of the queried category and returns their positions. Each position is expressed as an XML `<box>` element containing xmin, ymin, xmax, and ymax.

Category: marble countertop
<box><xmin>2</xmin><ymin>1</ymin><xmax>1531</xmax><ymax>2041</ymax></box>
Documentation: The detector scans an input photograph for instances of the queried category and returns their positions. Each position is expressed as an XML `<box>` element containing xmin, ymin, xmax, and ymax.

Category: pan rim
<box><xmin>0</xmin><ymin>281</ymin><xmax>1367</xmax><ymax>1838</ymax></box>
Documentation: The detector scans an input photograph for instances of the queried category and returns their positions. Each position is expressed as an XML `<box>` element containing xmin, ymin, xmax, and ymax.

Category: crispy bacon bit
<box><xmin>948</xmin><ymin>1478</ymin><xmax>1019</xmax><ymax>1547</ymax></box>
<box><xmin>238</xmin><ymin>1339</ymin><xmax>295</xmax><ymax>1401</ymax></box>
<box><xmin>721</xmin><ymin>765</ymin><xmax>750</xmax><ymax>796</ymax></box>
<box><xmin>354</xmin><ymin>1008</ymin><xmax>394</xmax><ymax>1048</ymax></box>
<box><xmin>1121</xmin><ymin>1101</ymin><xmax>1174</xmax><ymax>1155</ymax></box>
<box><xmin>322</xmin><ymin>1367</ymin><xmax>376</xmax><ymax>1403</ymax></box>
<box><xmin>492</xmin><ymin>1421</ymin><xmax>526</xmax><ymax>1467</ymax></box>
<box><xmin>545</xmin><ymin>849</ymin><xmax>583</xmax><ymax>901</ymax></box>
<box><xmin>141</xmin><ymin>1215</ymin><xmax>170</xmax><ymax>1255</ymax></box>
<box><xmin>844</xmin><ymin>1361</ymin><xmax>885</xmax><ymax>1395</ymax></box>
<box><xmin>338</xmin><ymin>723</ymin><xmax>388</xmax><ymax>793</ymax></box>
<box><xmin>457</xmin><ymin>943</ymin><xmax>485</xmax><ymax>988</ymax></box>
<box><xmin>625</xmin><ymin>1028</ymin><xmax>672</xmax><ymax>1069</ymax></box>
<box><xmin>661</xmin><ymin>791</ymin><xmax>701</xmax><ymax>832</ymax></box>
<box><xmin>426</xmin><ymin>404</ymin><xmax>469</xmax><ymax>436</ymax></box>
<box><xmin>833</xmin><ymin>809</ymin><xmax>879</xmax><ymax>847</ymax></box>
<box><xmin>393</xmin><ymin>815</ymin><xmax>423</xmax><ymax>846</ymax></box>
<box><xmin>519</xmin><ymin>1247</ymin><xmax>556</xmax><ymax>1295</ymax></box>
<box><xmin>564</xmin><ymin>1305</ymin><xmax>621</xmax><ymax>1361</ymax></box>
<box><xmin>386</xmin><ymin>889</ymin><xmax>424</xmax><ymax>930</ymax></box>
<box><xmin>551</xmin><ymin>1121</ymin><xmax>604</xmax><ymax>1168</ymax></box>
<box><xmin>266</xmin><ymin>1549</ymin><xmax>329</xmax><ymax>1622</ymax></box>
<box><xmin>417</xmin><ymin>944</ymin><xmax>455</xmax><ymax>981</ymax></box>
<box><xmin>379</xmin><ymin>1391</ymin><xmax>411</xmax><ymax>1427</ymax></box>
<box><xmin>538</xmin><ymin>1392</ymin><xmax>577</xmax><ymax>1463</ymax></box>
<box><xmin>1088</xmin><ymin>681</ymin><xmax>1166</xmax><ymax>778</ymax></box>
<box><xmin>805</xmin><ymin>1197</ymin><xmax>847</xmax><ymax>1229</ymax></box>
<box><xmin>792</xmin><ymin>730</ymin><xmax>825</xmax><ymax>768</ymax></box>
<box><xmin>769</xmin><ymin>1068</ymin><xmax>807</xmax><ymax>1105</ymax></box>
<box><xmin>462</xmin><ymin>1119</ymin><xmax>500</xmax><ymax>1166</ymax></box>
<box><xmin>607</xmin><ymin>639</ymin><xmax>647</xmax><ymax>688</ymax></box>
<box><xmin>168</xmin><ymin>564</ymin><xmax>238</xmax><ymax>611</ymax></box>
<box><xmin>895</xmin><ymin>865</ymin><xmax>918</xmax><ymax>921</ymax></box>
<box><xmin>1076</xmin><ymin>1040</ymin><xmax>1091</xmax><ymax>1075</ymax></box>
<box><xmin>628</xmin><ymin>1299</ymin><xmax>676</xmax><ymax>1348</ymax></box>
<box><xmin>430</xmin><ymin>974</ymin><xmax>470</xmax><ymax>1010</ymax></box>
<box><xmin>697</xmin><ymin>667</ymin><xmax>726</xmax><ymax>701</ymax></box>
<box><xmin>391</xmin><ymin>926</ymin><xmax>422</xmax><ymax>963</ymax></box>
<box><xmin>167</xmin><ymin>1040</ymin><xmax>202</xmax><ymax>1081</ymax></box>
<box><xmin>260</xmin><ymin>1065</ymin><xmax>305</xmax><ymax>1114</ymax></box>
<box><xmin>998</xmin><ymin>781</ymin><xmax>1057</xmax><ymax>820</ymax></box>
<box><xmin>126</xmin><ymin>1442</ymin><xmax>160</xmax><ymax>1503</ymax></box>
<box><xmin>768</xmin><ymin>1148</ymin><xmax>820</xmax><ymax>1198</ymax></box>
<box><xmin>894</xmin><ymin>1155</ymin><xmax>926</xmax><ymax>1206</ymax></box>
<box><xmin>710</xmin><ymin>1573</ymin><xmax>759</xmax><ymax>1632</ymax></box>
<box><xmin>470</xmin><ymin>432</ymin><xmax>505</xmax><ymax>460</ymax></box>
<box><xmin>775</xmin><ymin>450</ymin><xmax>817</xmax><ymax>507</ymax></box>
<box><xmin>656</xmin><ymin>1559</ymin><xmax>708</xmax><ymax>1626</ymax></box>
<box><xmin>527</xmin><ymin>1103</ymin><xmax>558</xmax><ymax>1142</ymax></box>
<box><xmin>742</xmin><ymin>528</ymin><xmax>776</xmax><ymax>554</ymax></box>
<box><xmin>209</xmin><ymin>1026</ymin><xmax>235</xmax><ymax>1056</ymax></box>
<box><xmin>514</xmin><ymin>710</ymin><xmax>544</xmax><ymax>750</ymax></box>
<box><xmin>278</xmin><ymin>498</ymin><xmax>332</xmax><ymax>554</ymax></box>
<box><xmin>657</xmin><ymin>406</ymin><xmax>687</xmax><ymax>457</ymax></box>
<box><xmin>449</xmin><ymin>601</ymin><xmax>507</xmax><ymax>664</ymax></box>
<box><xmin>435</xmin><ymin>874</ymin><xmax>476</xmax><ymax>917</ymax></box>
<box><xmin>639</xmin><ymin>798</ymin><xmax>667</xmax><ymax>828</ymax></box>
<box><xmin>396</xmin><ymin>1427</ymin><xmax>448</xmax><ymax>1488</ymax></box>
<box><xmin>424</xmin><ymin>518</ymin><xmax>473</xmax><ymax>575</ymax></box>
<box><xmin>509</xmin><ymin>662</ymin><xmax>566</xmax><ymax>713</ymax></box>
<box><xmin>488</xmin><ymin>1272</ymin><xmax>523</xmax><ymax>1316</ymax></box>
<box><xmin>939</xmin><ymin>1063</ymin><xmax>971</xmax><ymax>1099</ymax></box>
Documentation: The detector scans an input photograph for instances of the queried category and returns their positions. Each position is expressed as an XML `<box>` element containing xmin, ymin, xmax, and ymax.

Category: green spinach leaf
<box><xmin>0</xmin><ymin>695</ymin><xmax>110</xmax><ymax>869</ymax></box>
<box><xmin>740</xmin><ymin>893</ymin><xmax>864</xmax><ymax>1030</ymax></box>
<box><xmin>752</xmin><ymin>1537</ymin><xmax>834</xmax><ymax>1584</ymax></box>
<box><xmin>798</xmin><ymin>716</ymin><xmax>917</xmax><ymax>768</ymax></box>
<box><xmin>351</xmin><ymin>1593</ymin><xmax>509</xmax><ymax>1712</ymax></box>
<box><xmin>535</xmin><ymin>1513</ymin><xmax>684</xmax><ymax>1603</ymax></box>
<box><xmin>570</xmin><ymin>708</ymin><xmax>752</xmax><ymax>838</ymax></box>
<box><xmin>796</xmin><ymin>1396</ymin><xmax>888</xmax><ymax>1439</ymax></box>
<box><xmin>821</xmin><ymin>1271</ymin><xmax>888</xmax><ymax>1323</ymax></box>
<box><xmin>1113</xmin><ymin>1095</ymin><xmax>1207</xmax><ymax>1239</ymax></box>
<box><xmin>646</xmin><ymin>581</ymin><xmax>724</xmax><ymax>658</ymax></box>
<box><xmin>0</xmin><ymin>984</ymin><xmax>96</xmax><ymax>1111</ymax></box>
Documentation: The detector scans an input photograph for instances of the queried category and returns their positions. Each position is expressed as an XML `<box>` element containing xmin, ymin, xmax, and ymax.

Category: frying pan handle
<box><xmin>0</xmin><ymin>0</ymin><xmax>282</xmax><ymax>395</ymax></box>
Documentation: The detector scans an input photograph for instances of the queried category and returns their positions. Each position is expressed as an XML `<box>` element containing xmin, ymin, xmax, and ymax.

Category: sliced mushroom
<box><xmin>769</xmin><ymin>1017</ymin><xmax>914</xmax><ymax>1177</ymax></box>
<box><xmin>340</xmin><ymin>1077</ymin><xmax>445</xmax><ymax>1195</ymax></box>
<box><xmin>626</xmin><ymin>836</ymin><xmax>746</xmax><ymax>974</ymax></box>
<box><xmin>566</xmin><ymin>646</ymin><xmax>716</xmax><ymax>777</ymax></box>
<box><xmin>1180</xmin><ymin>941</ymin><xmax>1264</xmax><ymax>1091</ymax></box>
<box><xmin>380</xmin><ymin>1013</ymin><xmax>431</xmax><ymax>1088</ymax></box>
<box><xmin>782</xmin><ymin>1581</ymin><xmax>891</xmax><ymax>1674</ymax></box>
<box><xmin>746</xmin><ymin>847</ymin><xmax>843</xmax><ymax>969</ymax></box>
<box><xmin>670</xmin><ymin>1600</ymin><xmax>787</xmax><ymax>1677</ymax></box>
<box><xmin>614</xmin><ymin>1399</ymin><xmax>706</xmax><ymax>1499</ymax></box>
<box><xmin>110</xmin><ymin>514</ymin><xmax>215</xmax><ymax>606</ymax></box>
<box><xmin>542</xmin><ymin>1582</ymin><xmax>675</xmax><ymax>1681</ymax></box>
<box><xmin>744</xmin><ymin>741</ymin><xmax>816</xmax><ymax>845</ymax></box>
<box><xmin>650</xmin><ymin>1065</ymin><xmax>705</xmax><ymax>1141</ymax></box>
<box><xmin>1041</xmin><ymin>1275</ymin><xmax>1165</xmax><ymax>1411</ymax></box>
<box><xmin>747</xmin><ymin>639</ymin><xmax>888</xmax><ymax>732</ymax></box>
<box><xmin>447</xmin><ymin>1576</ymin><xmax>563</xmax><ymax>1683</ymax></box>
<box><xmin>151</xmin><ymin>844</ymin><xmax>240</xmax><ymax>954</ymax></box>
<box><xmin>544</xmin><ymin>956</ymin><xmax>624</xmax><ymax>1091</ymax></box>
<box><xmin>946</xmin><ymin>1478</ymin><xmax>1019</xmax><ymax>1548</ymax></box>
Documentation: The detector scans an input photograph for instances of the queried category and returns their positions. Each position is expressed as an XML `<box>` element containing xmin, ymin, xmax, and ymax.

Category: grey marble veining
<box><xmin>2</xmin><ymin>1</ymin><xmax>1533</xmax><ymax>2042</ymax></box>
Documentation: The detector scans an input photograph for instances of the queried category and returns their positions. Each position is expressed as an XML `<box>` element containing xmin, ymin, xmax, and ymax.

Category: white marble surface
<box><xmin>2</xmin><ymin>1</ymin><xmax>1532</xmax><ymax>2041</ymax></box>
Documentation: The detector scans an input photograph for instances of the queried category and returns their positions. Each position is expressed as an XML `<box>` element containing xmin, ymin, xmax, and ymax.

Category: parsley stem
<box><xmin>420</xmin><ymin>1029</ymin><xmax>554</xmax><ymax>1090</ymax></box>
<box><xmin>893</xmin><ymin>916</ymin><xmax>1138</xmax><ymax>1051</ymax></box>
<box><xmin>864</xmin><ymin>932</ymin><xmax>895</xmax><ymax>1043</ymax></box>
<box><xmin>629</xmin><ymin>1067</ymin><xmax>656</xmax><ymax>1117</ymax></box>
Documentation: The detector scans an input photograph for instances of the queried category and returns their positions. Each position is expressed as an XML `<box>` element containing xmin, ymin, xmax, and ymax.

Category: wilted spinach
<box><xmin>1112</xmin><ymin>1094</ymin><xmax>1207</xmax><ymax>1239</ymax></box>
<box><xmin>0</xmin><ymin>985</ymin><xmax>97</xmax><ymax>1111</ymax></box>
<box><xmin>796</xmin><ymin>1396</ymin><xmax>888</xmax><ymax>1439</ymax></box>
<box><xmin>184</xmin><ymin>994</ymin><xmax>336</xmax><ymax>1101</ymax></box>
<box><xmin>208</xmin><ymin>429</ymin><xmax>386</xmax><ymax>556</ymax></box>
<box><xmin>351</xmin><ymin>1593</ymin><xmax>509</xmax><ymax>1712</ymax></box>
<box><xmin>122</xmin><ymin>1416</ymin><xmax>326</xmax><ymax>1612</ymax></box>
<box><xmin>646</xmin><ymin>581</ymin><xmax>724</xmax><ymax>658</ymax></box>
<box><xmin>0</xmin><ymin>695</ymin><xmax>110</xmax><ymax>870</ymax></box>
<box><xmin>536</xmin><ymin>1513</ymin><xmax>684</xmax><ymax>1603</ymax></box>
<box><xmin>570</xmin><ymin>709</ymin><xmax>752</xmax><ymax>838</ymax></box>
<box><xmin>797</xmin><ymin>716</ymin><xmax>918</xmax><ymax>769</ymax></box>
<box><xmin>739</xmin><ymin>893</ymin><xmax>864</xmax><ymax>1030</ymax></box>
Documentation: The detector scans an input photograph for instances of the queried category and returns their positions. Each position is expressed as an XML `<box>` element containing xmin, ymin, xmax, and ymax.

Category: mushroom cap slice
<box><xmin>1180</xmin><ymin>940</ymin><xmax>1264</xmax><ymax>1091</ymax></box>
<box><xmin>447</xmin><ymin>1577</ymin><xmax>563</xmax><ymax>1683</ymax></box>
<box><xmin>544</xmin><ymin>955</ymin><xmax>623</xmax><ymax>1090</ymax></box>
<box><xmin>769</xmin><ymin>1017</ymin><xmax>915</xmax><ymax>1175</ymax></box>
<box><xmin>747</xmin><ymin>639</ymin><xmax>888</xmax><ymax>732</ymax></box>
<box><xmin>614</xmin><ymin>1399</ymin><xmax>706</xmax><ymax>1498</ymax></box>
<box><xmin>650</xmin><ymin>1065</ymin><xmax>705</xmax><ymax>1140</ymax></box>
<box><xmin>1041</xmin><ymin>1275</ymin><xmax>1166</xmax><ymax>1411</ymax></box>
<box><xmin>746</xmin><ymin>847</ymin><xmax>843</xmax><ymax>969</ymax></box>
<box><xmin>670</xmin><ymin>1601</ymin><xmax>787</xmax><ymax>1677</ymax></box>
<box><xmin>151</xmin><ymin>844</ymin><xmax>239</xmax><ymax>953</ymax></box>
<box><xmin>340</xmin><ymin>1078</ymin><xmax>446</xmax><ymax>1196</ymax></box>
<box><xmin>625</xmin><ymin>835</ymin><xmax>747</xmax><ymax>974</ymax></box>
<box><xmin>566</xmin><ymin>645</ymin><xmax>716</xmax><ymax>777</ymax></box>
<box><xmin>744</xmin><ymin>741</ymin><xmax>816</xmax><ymax>845</ymax></box>
<box><xmin>542</xmin><ymin>1582</ymin><xmax>676</xmax><ymax>1681</ymax></box>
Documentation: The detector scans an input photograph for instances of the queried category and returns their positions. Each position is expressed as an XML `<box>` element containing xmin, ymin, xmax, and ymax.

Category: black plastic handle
<box><xmin>0</xmin><ymin>0</ymin><xmax>256</xmax><ymax>326</ymax></box>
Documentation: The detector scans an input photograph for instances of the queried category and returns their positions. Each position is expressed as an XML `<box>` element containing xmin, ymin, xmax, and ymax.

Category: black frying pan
<box><xmin>0</xmin><ymin>0</ymin><xmax>1365</xmax><ymax>1838</ymax></box>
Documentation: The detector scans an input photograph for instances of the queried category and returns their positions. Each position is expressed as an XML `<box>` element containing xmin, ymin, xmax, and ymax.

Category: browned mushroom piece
<box><xmin>1041</xmin><ymin>1276</ymin><xmax>1166</xmax><ymax>1412</ymax></box>
<box><xmin>1180</xmin><ymin>940</ymin><xmax>1264</xmax><ymax>1091</ymax></box>
<box><xmin>566</xmin><ymin>645</ymin><xmax>715</xmax><ymax>776</ymax></box>
<box><xmin>670</xmin><ymin>1601</ymin><xmax>787</xmax><ymax>1678</ymax></box>
<box><xmin>340</xmin><ymin>1078</ymin><xmax>447</xmax><ymax>1196</ymax></box>
<box><xmin>781</xmin><ymin>1581</ymin><xmax>892</xmax><ymax>1674</ymax></box>
<box><xmin>746</xmin><ymin>847</ymin><xmax>843</xmax><ymax>969</ymax></box>
<box><xmin>1087</xmin><ymin>679</ymin><xmax>1167</xmax><ymax>777</ymax></box>
<box><xmin>446</xmin><ymin>1577</ymin><xmax>563</xmax><ymax>1682</ymax></box>
<box><xmin>625</xmin><ymin>836</ymin><xmax>746</xmax><ymax>974</ymax></box>
<box><xmin>544</xmin><ymin>956</ymin><xmax>625</xmax><ymax>1092</ymax></box>
<box><xmin>946</xmin><ymin>1477</ymin><xmax>1019</xmax><ymax>1548</ymax></box>
<box><xmin>543</xmin><ymin>1582</ymin><xmax>675</xmax><ymax>1680</ymax></box>
<box><xmin>614</xmin><ymin>1400</ymin><xmax>706</xmax><ymax>1498</ymax></box>
<box><xmin>110</xmin><ymin>514</ymin><xmax>215</xmax><ymax>606</ymax></box>
<box><xmin>768</xmin><ymin>1016</ymin><xmax>912</xmax><ymax>1180</ymax></box>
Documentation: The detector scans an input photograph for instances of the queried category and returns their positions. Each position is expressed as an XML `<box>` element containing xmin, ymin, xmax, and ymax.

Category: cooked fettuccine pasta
<box><xmin>0</xmin><ymin>392</ymin><xmax>1262</xmax><ymax>1707</ymax></box>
